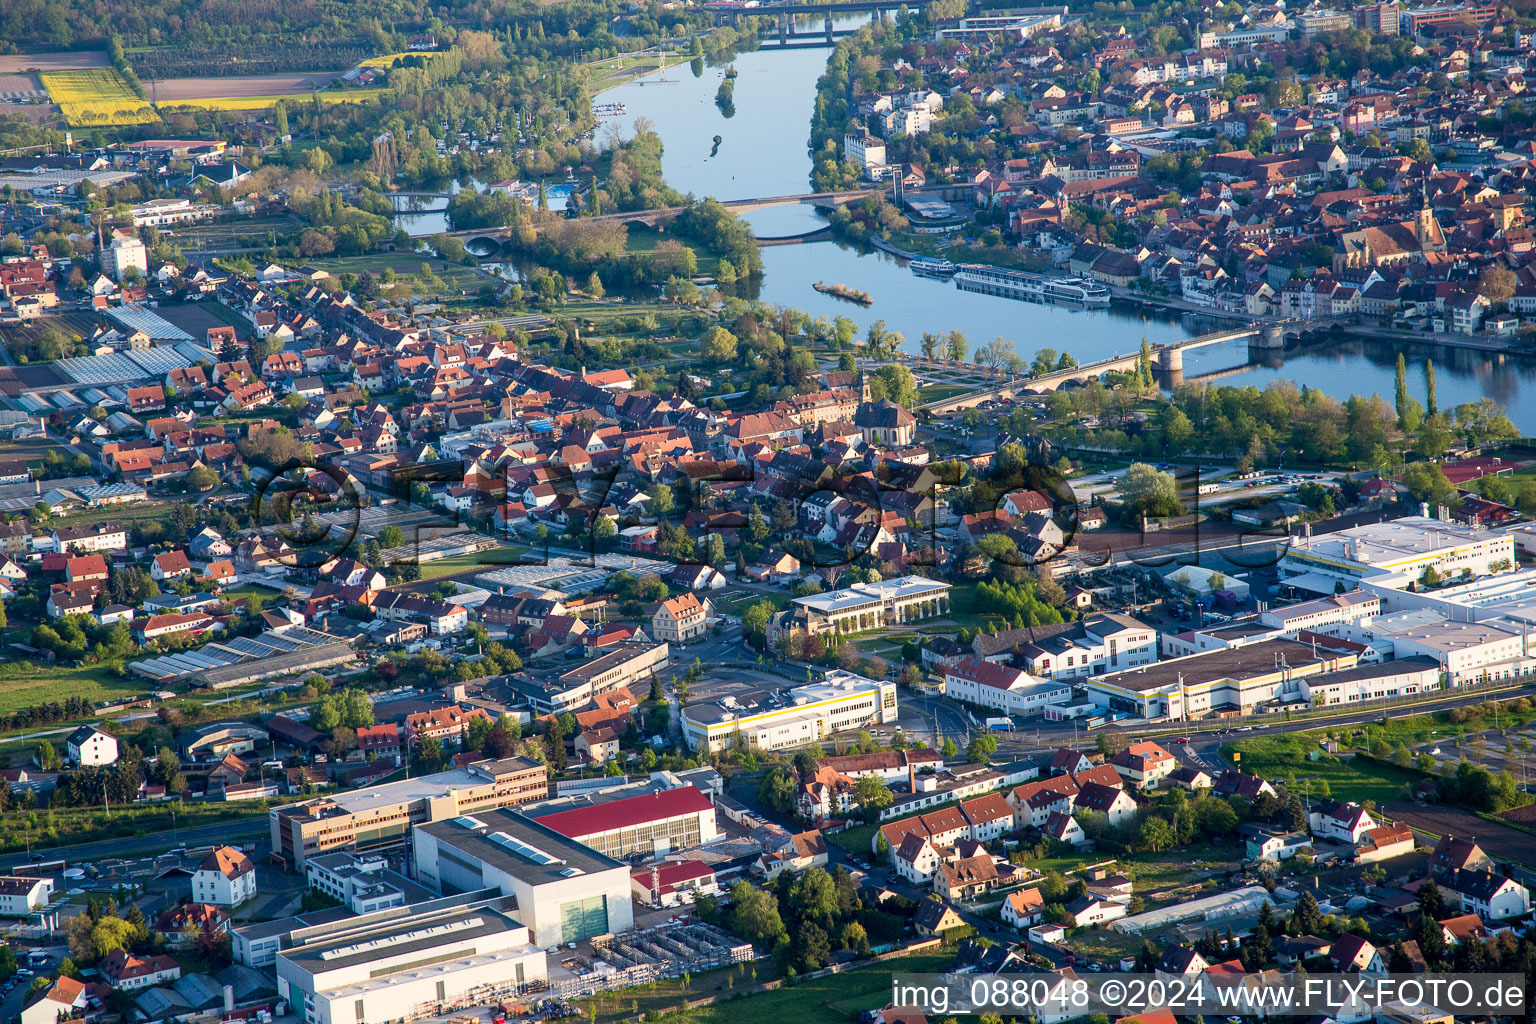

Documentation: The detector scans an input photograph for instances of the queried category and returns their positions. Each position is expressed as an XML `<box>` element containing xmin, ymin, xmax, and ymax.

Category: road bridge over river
<box><xmin>446</xmin><ymin>183</ymin><xmax>964</xmax><ymax>246</ymax></box>
<box><xmin>917</xmin><ymin>317</ymin><xmax>1355</xmax><ymax>415</ymax></box>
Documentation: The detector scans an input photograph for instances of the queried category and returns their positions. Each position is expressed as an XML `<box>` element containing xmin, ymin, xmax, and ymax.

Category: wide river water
<box><xmin>593</xmin><ymin>36</ymin><xmax>1536</xmax><ymax>424</ymax></box>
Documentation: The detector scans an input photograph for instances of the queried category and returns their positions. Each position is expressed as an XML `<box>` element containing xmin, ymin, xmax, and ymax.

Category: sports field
<box><xmin>39</xmin><ymin>68</ymin><xmax>158</xmax><ymax>125</ymax></box>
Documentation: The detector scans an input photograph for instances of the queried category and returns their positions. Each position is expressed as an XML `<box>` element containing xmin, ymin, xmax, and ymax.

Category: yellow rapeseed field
<box><xmin>357</xmin><ymin>51</ymin><xmax>438</xmax><ymax>68</ymax></box>
<box><xmin>40</xmin><ymin>69</ymin><xmax>159</xmax><ymax>126</ymax></box>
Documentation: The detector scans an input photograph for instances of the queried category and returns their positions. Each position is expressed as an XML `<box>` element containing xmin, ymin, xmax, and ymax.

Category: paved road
<box><xmin>901</xmin><ymin>693</ymin><xmax>972</xmax><ymax>748</ymax></box>
<box><xmin>1170</xmin><ymin>681</ymin><xmax>1536</xmax><ymax>773</ymax></box>
<box><xmin>0</xmin><ymin>817</ymin><xmax>269</xmax><ymax>871</ymax></box>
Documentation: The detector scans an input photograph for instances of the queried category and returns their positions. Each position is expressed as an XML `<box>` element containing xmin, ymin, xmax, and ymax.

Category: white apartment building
<box><xmin>935</xmin><ymin>10</ymin><xmax>1064</xmax><ymax>40</ymax></box>
<box><xmin>66</xmin><ymin>726</ymin><xmax>119</xmax><ymax>766</ymax></box>
<box><xmin>682</xmin><ymin>671</ymin><xmax>897</xmax><ymax>753</ymax></box>
<box><xmin>103</xmin><ymin>231</ymin><xmax>148</xmax><ymax>281</ymax></box>
<box><xmin>942</xmin><ymin>657</ymin><xmax>1071</xmax><ymax>715</ymax></box>
<box><xmin>51</xmin><ymin>522</ymin><xmax>127</xmax><ymax>554</ymax></box>
<box><xmin>993</xmin><ymin>613</ymin><xmax>1158</xmax><ymax>680</ymax></box>
<box><xmin>0</xmin><ymin>875</ymin><xmax>51</xmax><ymax>916</ymax></box>
<box><xmin>192</xmin><ymin>846</ymin><xmax>258</xmax><ymax>907</ymax></box>
<box><xmin>305</xmin><ymin>853</ymin><xmax>408</xmax><ymax>915</ymax></box>
<box><xmin>843</xmin><ymin>133</ymin><xmax>886</xmax><ymax>170</ymax></box>
<box><xmin>1439</xmin><ymin>868</ymin><xmax>1531</xmax><ymax>920</ymax></box>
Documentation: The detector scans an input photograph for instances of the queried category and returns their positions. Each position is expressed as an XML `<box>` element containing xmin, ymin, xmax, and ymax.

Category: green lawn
<box><xmin>712</xmin><ymin>589</ymin><xmax>789</xmax><ymax>615</ymax></box>
<box><xmin>220</xmin><ymin>582</ymin><xmax>285</xmax><ymax>601</ymax></box>
<box><xmin>50</xmin><ymin>500</ymin><xmax>180</xmax><ymax>530</ymax></box>
<box><xmin>410</xmin><ymin>547</ymin><xmax>530</xmax><ymax>580</ymax></box>
<box><xmin>0</xmin><ymin>663</ymin><xmax>149</xmax><ymax>717</ymax></box>
<box><xmin>577</xmin><ymin>951</ymin><xmax>953</xmax><ymax>1024</ymax></box>
<box><xmin>300</xmin><ymin>252</ymin><xmax>485</xmax><ymax>292</ymax></box>
<box><xmin>623</xmin><ymin>225</ymin><xmax>721</xmax><ymax>274</ymax></box>
<box><xmin>1223</xmin><ymin>733</ymin><xmax>1424</xmax><ymax>804</ymax></box>
<box><xmin>917</xmin><ymin>383</ymin><xmax>971</xmax><ymax>404</ymax></box>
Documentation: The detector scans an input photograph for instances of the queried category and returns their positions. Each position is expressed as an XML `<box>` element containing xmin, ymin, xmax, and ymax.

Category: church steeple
<box><xmin>1415</xmin><ymin>178</ymin><xmax>1435</xmax><ymax>246</ymax></box>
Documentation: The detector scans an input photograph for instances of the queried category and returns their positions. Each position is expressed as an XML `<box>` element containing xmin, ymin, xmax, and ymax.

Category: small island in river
<box><xmin>813</xmin><ymin>281</ymin><xmax>872</xmax><ymax>305</ymax></box>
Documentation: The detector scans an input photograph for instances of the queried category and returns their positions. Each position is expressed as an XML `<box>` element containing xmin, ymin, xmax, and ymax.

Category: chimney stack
<box><xmin>908</xmin><ymin>760</ymin><xmax>916</xmax><ymax>793</ymax></box>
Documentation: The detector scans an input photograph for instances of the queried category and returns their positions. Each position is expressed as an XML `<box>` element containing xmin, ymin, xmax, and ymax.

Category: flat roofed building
<box><xmin>1258</xmin><ymin>590</ymin><xmax>1381</xmax><ymax>633</ymax></box>
<box><xmin>1085</xmin><ymin>638</ymin><xmax>1353</xmax><ymax>719</ymax></box>
<box><xmin>270</xmin><ymin>756</ymin><xmax>547</xmax><ymax>868</ymax></box>
<box><xmin>1299</xmin><ymin>656</ymin><xmax>1442</xmax><ymax>705</ymax></box>
<box><xmin>1281</xmin><ymin>515</ymin><xmax>1514</xmax><ymax>583</ymax></box>
<box><xmin>413</xmin><ymin>809</ymin><xmax>634</xmax><ymax>946</ymax></box>
<box><xmin>681</xmin><ymin>670</ymin><xmax>897</xmax><ymax>753</ymax></box>
<box><xmin>1371</xmin><ymin>615</ymin><xmax>1533</xmax><ymax>685</ymax></box>
<box><xmin>275</xmin><ymin>900</ymin><xmax>545</xmax><ymax>1024</ymax></box>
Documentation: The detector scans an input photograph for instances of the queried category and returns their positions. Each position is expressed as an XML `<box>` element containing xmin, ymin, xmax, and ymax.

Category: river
<box><xmin>600</xmin><ymin>33</ymin><xmax>1536</xmax><ymax>424</ymax></box>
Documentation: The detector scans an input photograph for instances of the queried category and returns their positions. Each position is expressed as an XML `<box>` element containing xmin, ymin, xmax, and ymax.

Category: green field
<box><xmin>411</xmin><ymin>547</ymin><xmax>530</xmax><ymax>580</ymax></box>
<box><xmin>49</xmin><ymin>500</ymin><xmax>180</xmax><ymax>530</ymax></box>
<box><xmin>577</xmin><ymin>951</ymin><xmax>952</xmax><ymax>1024</ymax></box>
<box><xmin>711</xmin><ymin>589</ymin><xmax>789</xmax><ymax>615</ymax></box>
<box><xmin>300</xmin><ymin>252</ymin><xmax>485</xmax><ymax>291</ymax></box>
<box><xmin>0</xmin><ymin>800</ymin><xmax>274</xmax><ymax>853</ymax></box>
<box><xmin>1223</xmin><ymin>733</ymin><xmax>1424</xmax><ymax>804</ymax></box>
<box><xmin>0</xmin><ymin>663</ymin><xmax>150</xmax><ymax>718</ymax></box>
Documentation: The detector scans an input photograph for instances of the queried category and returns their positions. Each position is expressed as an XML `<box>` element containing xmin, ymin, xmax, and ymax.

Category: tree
<box><xmin>646</xmin><ymin>484</ymin><xmax>675</xmax><ymax>516</ymax></box>
<box><xmin>1096</xmin><ymin>731</ymin><xmax>1129</xmax><ymax>757</ymax></box>
<box><xmin>758</xmin><ymin>764</ymin><xmax>798</xmax><ymax>814</ymax></box>
<box><xmin>186</xmin><ymin>465</ymin><xmax>219</xmax><ymax>492</ymax></box>
<box><xmin>870</xmin><ymin>364</ymin><xmax>920</xmax><ymax>407</ymax></box>
<box><xmin>1289</xmin><ymin>891</ymin><xmax>1324</xmax><ymax>936</ymax></box>
<box><xmin>945</xmin><ymin>331</ymin><xmax>968</xmax><ymax>363</ymax></box>
<box><xmin>34</xmin><ymin>740</ymin><xmax>60</xmax><ymax>771</ymax></box>
<box><xmin>789</xmin><ymin>867</ymin><xmax>839</xmax><ymax>929</ymax></box>
<box><xmin>1116</xmin><ymin>463</ymin><xmax>1182</xmax><ymax>523</ymax></box>
<box><xmin>698</xmin><ymin>326</ymin><xmax>738</xmax><ymax>364</ymax></box>
<box><xmin>413</xmin><ymin>735</ymin><xmax>445</xmax><ymax>774</ymax></box>
<box><xmin>727</xmin><ymin>880</ymin><xmax>786</xmax><ymax>945</ymax></box>
<box><xmin>966</xmin><ymin>734</ymin><xmax>998</xmax><ymax>763</ymax></box>
<box><xmin>853</xmin><ymin>774</ymin><xmax>893</xmax><ymax>821</ymax></box>
<box><xmin>1478</xmin><ymin>265</ymin><xmax>1516</xmax><ymax>308</ymax></box>
<box><xmin>940</xmin><ymin>738</ymin><xmax>958</xmax><ymax>758</ymax></box>
<box><xmin>790</xmin><ymin>920</ymin><xmax>831</xmax><ymax>972</ymax></box>
<box><xmin>1138</xmin><ymin>816</ymin><xmax>1176</xmax><ymax>851</ymax></box>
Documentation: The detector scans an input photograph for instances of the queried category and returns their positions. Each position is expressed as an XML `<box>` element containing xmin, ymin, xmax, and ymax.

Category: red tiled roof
<box><xmin>536</xmin><ymin>786</ymin><xmax>712</xmax><ymax>838</ymax></box>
